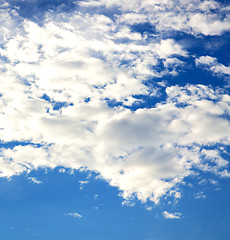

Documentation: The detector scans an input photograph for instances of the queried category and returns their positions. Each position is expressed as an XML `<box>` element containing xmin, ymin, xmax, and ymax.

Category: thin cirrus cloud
<box><xmin>0</xmin><ymin>0</ymin><xmax>229</xmax><ymax>205</ymax></box>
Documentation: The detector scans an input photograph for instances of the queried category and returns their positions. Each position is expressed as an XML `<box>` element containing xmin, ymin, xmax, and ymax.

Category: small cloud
<box><xmin>145</xmin><ymin>206</ymin><xmax>153</xmax><ymax>211</ymax></box>
<box><xmin>198</xmin><ymin>178</ymin><xmax>207</xmax><ymax>185</ymax></box>
<box><xmin>79</xmin><ymin>180</ymin><xmax>89</xmax><ymax>185</ymax></box>
<box><xmin>94</xmin><ymin>206</ymin><xmax>99</xmax><ymax>210</ymax></box>
<box><xmin>194</xmin><ymin>191</ymin><xmax>206</xmax><ymax>199</ymax></box>
<box><xmin>195</xmin><ymin>56</ymin><xmax>230</xmax><ymax>76</ymax></box>
<box><xmin>163</xmin><ymin>211</ymin><xmax>182</xmax><ymax>219</ymax></box>
<box><xmin>79</xmin><ymin>180</ymin><xmax>89</xmax><ymax>190</ymax></box>
<box><xmin>28</xmin><ymin>177</ymin><xmax>42</xmax><ymax>184</ymax></box>
<box><xmin>86</xmin><ymin>173</ymin><xmax>92</xmax><ymax>179</ymax></box>
<box><xmin>58</xmin><ymin>168</ymin><xmax>66</xmax><ymax>173</ymax></box>
<box><xmin>195</xmin><ymin>56</ymin><xmax>217</xmax><ymax>66</ymax></box>
<box><xmin>94</xmin><ymin>194</ymin><xmax>98</xmax><ymax>199</ymax></box>
<box><xmin>122</xmin><ymin>200</ymin><xmax>135</xmax><ymax>207</ymax></box>
<box><xmin>219</xmin><ymin>170</ymin><xmax>230</xmax><ymax>178</ymax></box>
<box><xmin>69</xmin><ymin>169</ymin><xmax>75</xmax><ymax>175</ymax></box>
<box><xmin>209</xmin><ymin>179</ymin><xmax>218</xmax><ymax>185</ymax></box>
<box><xmin>66</xmin><ymin>212</ymin><xmax>82</xmax><ymax>219</ymax></box>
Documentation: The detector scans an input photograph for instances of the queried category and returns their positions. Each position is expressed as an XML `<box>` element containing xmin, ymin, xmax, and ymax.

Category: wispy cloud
<box><xmin>28</xmin><ymin>177</ymin><xmax>42</xmax><ymax>184</ymax></box>
<box><xmin>66</xmin><ymin>212</ymin><xmax>83</xmax><ymax>219</ymax></box>
<box><xmin>79</xmin><ymin>180</ymin><xmax>89</xmax><ymax>190</ymax></box>
<box><xmin>194</xmin><ymin>192</ymin><xmax>206</xmax><ymax>199</ymax></box>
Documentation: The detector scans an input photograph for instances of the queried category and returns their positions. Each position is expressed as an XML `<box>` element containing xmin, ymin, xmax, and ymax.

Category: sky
<box><xmin>0</xmin><ymin>0</ymin><xmax>230</xmax><ymax>239</ymax></box>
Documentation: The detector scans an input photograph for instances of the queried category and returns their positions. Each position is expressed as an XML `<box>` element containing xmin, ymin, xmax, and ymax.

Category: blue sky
<box><xmin>0</xmin><ymin>0</ymin><xmax>230</xmax><ymax>239</ymax></box>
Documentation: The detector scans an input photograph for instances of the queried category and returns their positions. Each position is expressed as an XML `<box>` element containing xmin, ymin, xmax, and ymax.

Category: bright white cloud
<box><xmin>0</xmin><ymin>83</ymin><xmax>229</xmax><ymax>203</ymax></box>
<box><xmin>196</xmin><ymin>56</ymin><xmax>230</xmax><ymax>76</ymax></box>
<box><xmin>188</xmin><ymin>13</ymin><xmax>230</xmax><ymax>36</ymax></box>
<box><xmin>81</xmin><ymin>0</ymin><xmax>230</xmax><ymax>36</ymax></box>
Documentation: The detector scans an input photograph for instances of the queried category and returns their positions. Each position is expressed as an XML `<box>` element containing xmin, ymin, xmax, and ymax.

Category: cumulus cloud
<box><xmin>0</xmin><ymin>82</ymin><xmax>229</xmax><ymax>203</ymax></box>
<box><xmin>81</xmin><ymin>0</ymin><xmax>230</xmax><ymax>36</ymax></box>
<box><xmin>196</xmin><ymin>56</ymin><xmax>230</xmax><ymax>76</ymax></box>
<box><xmin>0</xmin><ymin>1</ymin><xmax>229</xmax><ymax>205</ymax></box>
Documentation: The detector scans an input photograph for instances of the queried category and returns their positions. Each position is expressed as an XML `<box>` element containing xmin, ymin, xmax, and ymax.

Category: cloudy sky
<box><xmin>0</xmin><ymin>0</ymin><xmax>230</xmax><ymax>239</ymax></box>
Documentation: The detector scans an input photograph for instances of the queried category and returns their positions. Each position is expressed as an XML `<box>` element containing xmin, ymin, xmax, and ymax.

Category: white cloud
<box><xmin>195</xmin><ymin>56</ymin><xmax>217</xmax><ymax>66</ymax></box>
<box><xmin>58</xmin><ymin>168</ymin><xmax>66</xmax><ymax>173</ymax></box>
<box><xmin>194</xmin><ymin>191</ymin><xmax>206</xmax><ymax>199</ymax></box>
<box><xmin>154</xmin><ymin>39</ymin><xmax>188</xmax><ymax>58</ymax></box>
<box><xmin>67</xmin><ymin>212</ymin><xmax>82</xmax><ymax>218</ymax></box>
<box><xmin>79</xmin><ymin>180</ymin><xmax>89</xmax><ymax>190</ymax></box>
<box><xmin>28</xmin><ymin>177</ymin><xmax>42</xmax><ymax>184</ymax></box>
<box><xmin>0</xmin><ymin>83</ymin><xmax>229</xmax><ymax>203</ymax></box>
<box><xmin>145</xmin><ymin>206</ymin><xmax>153</xmax><ymax>211</ymax></box>
<box><xmin>83</xmin><ymin>0</ymin><xmax>230</xmax><ymax>36</ymax></box>
<box><xmin>163</xmin><ymin>211</ymin><xmax>182</xmax><ymax>219</ymax></box>
<box><xmin>188</xmin><ymin>13</ymin><xmax>230</xmax><ymax>36</ymax></box>
<box><xmin>0</xmin><ymin>2</ymin><xmax>229</xmax><ymax>205</ymax></box>
<box><xmin>196</xmin><ymin>56</ymin><xmax>230</xmax><ymax>76</ymax></box>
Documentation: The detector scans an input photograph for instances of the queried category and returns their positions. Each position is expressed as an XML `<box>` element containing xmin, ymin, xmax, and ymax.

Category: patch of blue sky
<box><xmin>167</xmin><ymin>68</ymin><xmax>225</xmax><ymax>88</ymax></box>
<box><xmin>215</xmin><ymin>0</ymin><xmax>230</xmax><ymax>5</ymax></box>
<box><xmin>128</xmin><ymin>95</ymin><xmax>164</xmax><ymax>111</ymax></box>
<box><xmin>41</xmin><ymin>93</ymin><xmax>73</xmax><ymax>111</ymax></box>
<box><xmin>104</xmin><ymin>85</ymin><xmax>166</xmax><ymax>111</ymax></box>
<box><xmin>130</xmin><ymin>22</ymin><xmax>156</xmax><ymax>36</ymax></box>
<box><xmin>85</xmin><ymin>5</ymin><xmax>122</xmax><ymax>21</ymax></box>
<box><xmin>0</xmin><ymin>141</ymin><xmax>43</xmax><ymax>149</ymax></box>
<box><xmin>0</xmin><ymin>168</ymin><xmax>229</xmax><ymax>240</ymax></box>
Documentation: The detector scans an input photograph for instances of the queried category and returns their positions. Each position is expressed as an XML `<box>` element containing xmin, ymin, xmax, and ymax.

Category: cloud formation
<box><xmin>196</xmin><ymin>56</ymin><xmax>230</xmax><ymax>77</ymax></box>
<box><xmin>0</xmin><ymin>0</ymin><xmax>229</xmax><ymax>204</ymax></box>
<box><xmin>80</xmin><ymin>0</ymin><xmax>230</xmax><ymax>36</ymax></box>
